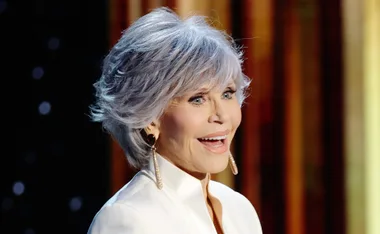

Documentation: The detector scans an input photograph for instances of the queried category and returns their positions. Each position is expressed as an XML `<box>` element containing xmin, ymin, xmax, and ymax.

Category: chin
<box><xmin>205</xmin><ymin>155</ymin><xmax>230</xmax><ymax>174</ymax></box>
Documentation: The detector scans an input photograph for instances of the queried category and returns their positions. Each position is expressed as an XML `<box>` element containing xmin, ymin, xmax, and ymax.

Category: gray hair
<box><xmin>90</xmin><ymin>7</ymin><xmax>250</xmax><ymax>169</ymax></box>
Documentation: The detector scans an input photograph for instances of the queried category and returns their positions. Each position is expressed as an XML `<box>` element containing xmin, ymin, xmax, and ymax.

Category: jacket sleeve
<box><xmin>87</xmin><ymin>203</ymin><xmax>151</xmax><ymax>234</ymax></box>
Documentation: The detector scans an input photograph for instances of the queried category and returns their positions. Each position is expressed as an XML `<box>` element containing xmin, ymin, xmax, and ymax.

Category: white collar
<box><xmin>141</xmin><ymin>153</ymin><xmax>232</xmax><ymax>233</ymax></box>
<box><xmin>143</xmin><ymin>153</ymin><xmax>208</xmax><ymax>202</ymax></box>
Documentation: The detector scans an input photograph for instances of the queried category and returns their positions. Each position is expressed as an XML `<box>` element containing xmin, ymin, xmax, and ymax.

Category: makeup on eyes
<box><xmin>188</xmin><ymin>86</ymin><xmax>236</xmax><ymax>104</ymax></box>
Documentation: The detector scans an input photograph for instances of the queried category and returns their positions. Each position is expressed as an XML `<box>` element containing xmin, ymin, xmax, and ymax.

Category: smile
<box><xmin>197</xmin><ymin>135</ymin><xmax>228</xmax><ymax>154</ymax></box>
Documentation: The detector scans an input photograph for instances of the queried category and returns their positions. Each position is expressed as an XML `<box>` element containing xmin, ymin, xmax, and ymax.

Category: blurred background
<box><xmin>0</xmin><ymin>0</ymin><xmax>378</xmax><ymax>234</ymax></box>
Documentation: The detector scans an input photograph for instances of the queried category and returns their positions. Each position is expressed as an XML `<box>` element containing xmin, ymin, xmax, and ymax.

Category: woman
<box><xmin>88</xmin><ymin>7</ymin><xmax>262</xmax><ymax>234</ymax></box>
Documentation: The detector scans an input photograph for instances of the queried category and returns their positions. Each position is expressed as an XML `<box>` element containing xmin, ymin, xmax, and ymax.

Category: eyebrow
<box><xmin>195</xmin><ymin>88</ymin><xmax>210</xmax><ymax>93</ymax></box>
<box><xmin>194</xmin><ymin>83</ymin><xmax>235</xmax><ymax>93</ymax></box>
<box><xmin>227</xmin><ymin>81</ymin><xmax>236</xmax><ymax>87</ymax></box>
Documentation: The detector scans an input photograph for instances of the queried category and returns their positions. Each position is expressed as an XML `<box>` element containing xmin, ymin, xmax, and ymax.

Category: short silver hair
<box><xmin>90</xmin><ymin>7</ymin><xmax>250</xmax><ymax>169</ymax></box>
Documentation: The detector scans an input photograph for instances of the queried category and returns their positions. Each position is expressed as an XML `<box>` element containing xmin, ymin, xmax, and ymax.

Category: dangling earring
<box><xmin>229</xmin><ymin>154</ymin><xmax>238</xmax><ymax>175</ymax></box>
<box><xmin>147</xmin><ymin>134</ymin><xmax>163</xmax><ymax>189</ymax></box>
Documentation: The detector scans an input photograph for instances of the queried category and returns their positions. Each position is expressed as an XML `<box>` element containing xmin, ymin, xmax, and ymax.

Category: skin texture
<box><xmin>149</xmin><ymin>81</ymin><xmax>242</xmax><ymax>179</ymax></box>
<box><xmin>147</xmin><ymin>81</ymin><xmax>242</xmax><ymax>233</ymax></box>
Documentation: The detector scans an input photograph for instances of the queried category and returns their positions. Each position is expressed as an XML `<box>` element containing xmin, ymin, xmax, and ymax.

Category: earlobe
<box><xmin>145</xmin><ymin>120</ymin><xmax>160</xmax><ymax>139</ymax></box>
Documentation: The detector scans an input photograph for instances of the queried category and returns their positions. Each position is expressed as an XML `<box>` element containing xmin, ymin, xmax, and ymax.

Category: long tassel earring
<box><xmin>229</xmin><ymin>154</ymin><xmax>238</xmax><ymax>175</ymax></box>
<box><xmin>147</xmin><ymin>134</ymin><xmax>163</xmax><ymax>189</ymax></box>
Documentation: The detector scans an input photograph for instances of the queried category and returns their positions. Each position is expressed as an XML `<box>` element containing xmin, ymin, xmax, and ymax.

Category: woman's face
<box><xmin>155</xmin><ymin>81</ymin><xmax>242</xmax><ymax>177</ymax></box>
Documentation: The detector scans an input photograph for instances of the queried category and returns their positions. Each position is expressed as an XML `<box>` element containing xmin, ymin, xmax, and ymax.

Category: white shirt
<box><xmin>87</xmin><ymin>154</ymin><xmax>262</xmax><ymax>234</ymax></box>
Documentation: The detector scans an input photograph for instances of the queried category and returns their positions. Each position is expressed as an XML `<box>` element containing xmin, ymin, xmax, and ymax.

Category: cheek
<box><xmin>236</xmin><ymin>109</ymin><xmax>242</xmax><ymax>126</ymax></box>
<box><xmin>161</xmin><ymin>108</ymin><xmax>204</xmax><ymax>141</ymax></box>
<box><xmin>230</xmin><ymin>103</ymin><xmax>242</xmax><ymax>129</ymax></box>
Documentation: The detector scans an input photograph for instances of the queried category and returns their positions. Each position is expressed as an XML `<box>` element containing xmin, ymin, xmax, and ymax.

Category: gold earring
<box><xmin>229</xmin><ymin>154</ymin><xmax>238</xmax><ymax>175</ymax></box>
<box><xmin>147</xmin><ymin>134</ymin><xmax>163</xmax><ymax>189</ymax></box>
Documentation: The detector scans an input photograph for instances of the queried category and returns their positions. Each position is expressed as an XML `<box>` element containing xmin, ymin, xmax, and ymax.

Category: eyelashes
<box><xmin>188</xmin><ymin>93</ymin><xmax>207</xmax><ymax>105</ymax></box>
<box><xmin>222</xmin><ymin>88</ymin><xmax>237</xmax><ymax>99</ymax></box>
<box><xmin>188</xmin><ymin>87</ymin><xmax>237</xmax><ymax>105</ymax></box>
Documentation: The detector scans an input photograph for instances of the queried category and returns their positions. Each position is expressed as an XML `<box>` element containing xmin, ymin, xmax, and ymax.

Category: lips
<box><xmin>199</xmin><ymin>130</ymin><xmax>230</xmax><ymax>139</ymax></box>
<box><xmin>197</xmin><ymin>130</ymin><xmax>229</xmax><ymax>154</ymax></box>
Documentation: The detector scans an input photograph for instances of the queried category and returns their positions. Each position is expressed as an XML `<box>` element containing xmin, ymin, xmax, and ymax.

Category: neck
<box><xmin>201</xmin><ymin>173</ymin><xmax>211</xmax><ymax>201</ymax></box>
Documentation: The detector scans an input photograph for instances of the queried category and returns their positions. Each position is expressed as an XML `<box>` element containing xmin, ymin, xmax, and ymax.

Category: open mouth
<box><xmin>197</xmin><ymin>135</ymin><xmax>228</xmax><ymax>153</ymax></box>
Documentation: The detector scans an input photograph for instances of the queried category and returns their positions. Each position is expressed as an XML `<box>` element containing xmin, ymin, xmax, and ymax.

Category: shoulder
<box><xmin>87</xmin><ymin>172</ymin><xmax>161</xmax><ymax>234</ymax></box>
<box><xmin>105</xmin><ymin>171</ymin><xmax>159</xmax><ymax>206</ymax></box>
<box><xmin>87</xmin><ymin>202</ymin><xmax>146</xmax><ymax>234</ymax></box>
<box><xmin>209</xmin><ymin>180</ymin><xmax>262</xmax><ymax>233</ymax></box>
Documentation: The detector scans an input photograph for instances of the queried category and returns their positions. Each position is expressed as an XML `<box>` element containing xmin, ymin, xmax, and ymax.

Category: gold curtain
<box><xmin>106</xmin><ymin>1</ymin><xmax>379</xmax><ymax>233</ymax></box>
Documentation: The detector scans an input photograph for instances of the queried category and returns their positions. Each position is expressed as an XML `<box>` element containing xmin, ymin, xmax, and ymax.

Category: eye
<box><xmin>222</xmin><ymin>88</ymin><xmax>236</xmax><ymax>99</ymax></box>
<box><xmin>188</xmin><ymin>95</ymin><xmax>206</xmax><ymax>105</ymax></box>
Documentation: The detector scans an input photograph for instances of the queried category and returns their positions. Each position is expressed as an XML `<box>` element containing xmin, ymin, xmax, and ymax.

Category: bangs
<box><xmin>167</xmin><ymin>35</ymin><xmax>244</xmax><ymax>98</ymax></box>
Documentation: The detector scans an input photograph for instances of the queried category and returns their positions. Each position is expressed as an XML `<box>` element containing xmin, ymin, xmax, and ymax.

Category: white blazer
<box><xmin>87</xmin><ymin>154</ymin><xmax>262</xmax><ymax>234</ymax></box>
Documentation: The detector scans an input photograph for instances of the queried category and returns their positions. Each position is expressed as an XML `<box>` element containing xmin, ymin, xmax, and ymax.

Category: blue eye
<box><xmin>188</xmin><ymin>96</ymin><xmax>205</xmax><ymax>105</ymax></box>
<box><xmin>222</xmin><ymin>89</ymin><xmax>236</xmax><ymax>99</ymax></box>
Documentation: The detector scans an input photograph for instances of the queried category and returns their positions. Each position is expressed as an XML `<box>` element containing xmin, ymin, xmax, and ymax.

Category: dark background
<box><xmin>0</xmin><ymin>1</ymin><xmax>365</xmax><ymax>234</ymax></box>
<box><xmin>1</xmin><ymin>1</ymin><xmax>110</xmax><ymax>233</ymax></box>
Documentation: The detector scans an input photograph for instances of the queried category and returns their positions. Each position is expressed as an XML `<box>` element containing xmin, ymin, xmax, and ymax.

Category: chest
<box><xmin>146</xmin><ymin>193</ymin><xmax>251</xmax><ymax>234</ymax></box>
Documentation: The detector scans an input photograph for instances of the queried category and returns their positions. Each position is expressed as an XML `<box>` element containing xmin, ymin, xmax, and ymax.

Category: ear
<box><xmin>145</xmin><ymin>120</ymin><xmax>160</xmax><ymax>139</ymax></box>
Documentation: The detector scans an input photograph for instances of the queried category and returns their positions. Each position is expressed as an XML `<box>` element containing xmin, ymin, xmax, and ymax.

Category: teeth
<box><xmin>199</xmin><ymin>135</ymin><xmax>227</xmax><ymax>141</ymax></box>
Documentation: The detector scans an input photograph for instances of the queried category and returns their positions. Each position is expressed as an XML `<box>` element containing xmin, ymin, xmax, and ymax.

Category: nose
<box><xmin>208</xmin><ymin>100</ymin><xmax>229</xmax><ymax>124</ymax></box>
